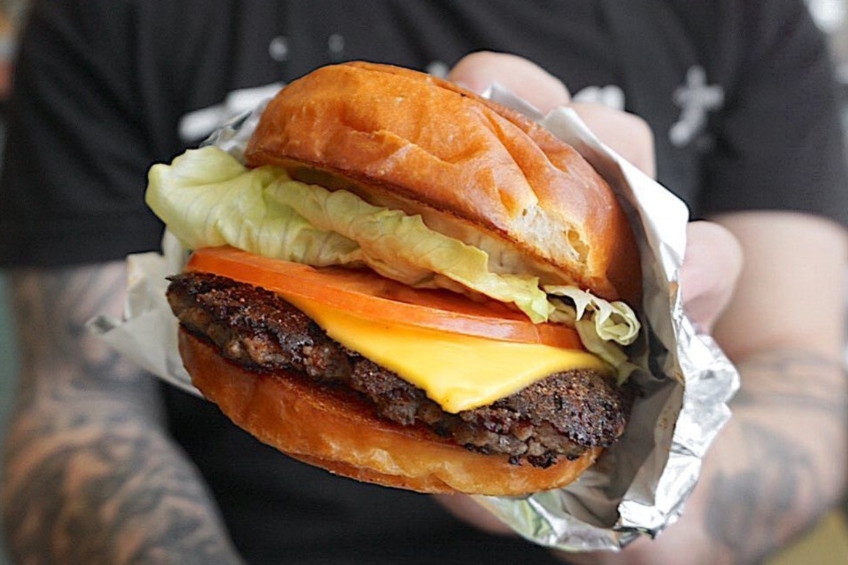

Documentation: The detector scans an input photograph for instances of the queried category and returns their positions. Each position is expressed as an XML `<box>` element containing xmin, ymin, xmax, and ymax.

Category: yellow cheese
<box><xmin>284</xmin><ymin>294</ymin><xmax>610</xmax><ymax>414</ymax></box>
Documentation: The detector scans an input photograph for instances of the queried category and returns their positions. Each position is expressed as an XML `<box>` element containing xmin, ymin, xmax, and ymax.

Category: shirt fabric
<box><xmin>1</xmin><ymin>1</ymin><xmax>847</xmax><ymax>563</ymax></box>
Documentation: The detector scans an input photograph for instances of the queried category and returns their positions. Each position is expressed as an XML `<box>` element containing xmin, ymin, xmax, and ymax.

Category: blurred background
<box><xmin>0</xmin><ymin>2</ymin><xmax>25</xmax><ymax>564</ymax></box>
<box><xmin>0</xmin><ymin>1</ymin><xmax>847</xmax><ymax>564</ymax></box>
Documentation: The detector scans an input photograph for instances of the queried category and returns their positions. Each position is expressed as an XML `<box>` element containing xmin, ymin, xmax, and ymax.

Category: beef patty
<box><xmin>166</xmin><ymin>272</ymin><xmax>634</xmax><ymax>468</ymax></box>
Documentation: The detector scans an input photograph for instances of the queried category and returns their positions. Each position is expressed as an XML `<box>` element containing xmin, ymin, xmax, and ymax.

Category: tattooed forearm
<box><xmin>699</xmin><ymin>349</ymin><xmax>848</xmax><ymax>564</ymax></box>
<box><xmin>2</xmin><ymin>264</ymin><xmax>244</xmax><ymax>565</ymax></box>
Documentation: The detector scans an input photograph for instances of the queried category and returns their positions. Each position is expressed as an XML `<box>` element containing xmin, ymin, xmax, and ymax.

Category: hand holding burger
<box><xmin>146</xmin><ymin>60</ymin><xmax>643</xmax><ymax>496</ymax></box>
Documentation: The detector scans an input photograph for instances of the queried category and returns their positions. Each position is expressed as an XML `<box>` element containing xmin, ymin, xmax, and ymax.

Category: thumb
<box><xmin>447</xmin><ymin>51</ymin><xmax>571</xmax><ymax>113</ymax></box>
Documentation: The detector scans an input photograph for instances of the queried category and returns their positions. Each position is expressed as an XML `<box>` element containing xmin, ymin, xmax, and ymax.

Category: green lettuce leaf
<box><xmin>546</xmin><ymin>288</ymin><xmax>641</xmax><ymax>378</ymax></box>
<box><xmin>145</xmin><ymin>146</ymin><xmax>551</xmax><ymax>321</ymax></box>
<box><xmin>146</xmin><ymin>147</ymin><xmax>362</xmax><ymax>266</ymax></box>
<box><xmin>145</xmin><ymin>146</ymin><xmax>642</xmax><ymax>368</ymax></box>
<box><xmin>265</xmin><ymin>173</ymin><xmax>553</xmax><ymax>322</ymax></box>
<box><xmin>545</xmin><ymin>285</ymin><xmax>640</xmax><ymax>346</ymax></box>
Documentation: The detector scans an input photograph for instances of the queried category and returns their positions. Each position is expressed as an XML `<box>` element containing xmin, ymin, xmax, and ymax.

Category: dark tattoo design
<box><xmin>2</xmin><ymin>264</ymin><xmax>244</xmax><ymax>565</ymax></box>
<box><xmin>701</xmin><ymin>350</ymin><xmax>848</xmax><ymax>564</ymax></box>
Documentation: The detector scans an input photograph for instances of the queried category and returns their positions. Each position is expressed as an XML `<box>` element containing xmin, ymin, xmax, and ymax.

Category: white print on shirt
<box><xmin>178</xmin><ymin>57</ymin><xmax>724</xmax><ymax>150</ymax></box>
<box><xmin>426</xmin><ymin>60</ymin><xmax>450</xmax><ymax>78</ymax></box>
<box><xmin>268</xmin><ymin>36</ymin><xmax>290</xmax><ymax>61</ymax></box>
<box><xmin>328</xmin><ymin>34</ymin><xmax>345</xmax><ymax>61</ymax></box>
<box><xmin>178</xmin><ymin>34</ymin><xmax>349</xmax><ymax>141</ymax></box>
<box><xmin>572</xmin><ymin>85</ymin><xmax>626</xmax><ymax>110</ymax></box>
<box><xmin>670</xmin><ymin>65</ymin><xmax>724</xmax><ymax>147</ymax></box>
<box><xmin>571</xmin><ymin>67</ymin><xmax>724</xmax><ymax>149</ymax></box>
<box><xmin>178</xmin><ymin>83</ymin><xmax>284</xmax><ymax>142</ymax></box>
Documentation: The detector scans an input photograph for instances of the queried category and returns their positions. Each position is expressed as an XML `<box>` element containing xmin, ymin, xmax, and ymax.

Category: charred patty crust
<box><xmin>166</xmin><ymin>272</ymin><xmax>634</xmax><ymax>468</ymax></box>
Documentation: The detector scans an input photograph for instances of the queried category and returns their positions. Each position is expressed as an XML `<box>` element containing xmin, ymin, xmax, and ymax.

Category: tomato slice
<box><xmin>186</xmin><ymin>246</ymin><xmax>583</xmax><ymax>350</ymax></box>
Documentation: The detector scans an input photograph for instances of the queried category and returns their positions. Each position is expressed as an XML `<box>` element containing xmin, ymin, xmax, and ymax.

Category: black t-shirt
<box><xmin>4</xmin><ymin>0</ymin><xmax>848</xmax><ymax>267</ymax></box>
<box><xmin>2</xmin><ymin>1</ymin><xmax>847</xmax><ymax>564</ymax></box>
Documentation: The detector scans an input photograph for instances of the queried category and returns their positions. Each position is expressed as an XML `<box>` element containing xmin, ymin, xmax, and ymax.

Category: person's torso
<box><xmin>157</xmin><ymin>2</ymin><xmax>723</xmax><ymax>563</ymax></box>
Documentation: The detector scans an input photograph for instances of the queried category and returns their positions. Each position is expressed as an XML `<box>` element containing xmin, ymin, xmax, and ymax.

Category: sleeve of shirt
<box><xmin>0</xmin><ymin>0</ymin><xmax>183</xmax><ymax>267</ymax></box>
<box><xmin>698</xmin><ymin>0</ymin><xmax>848</xmax><ymax>227</ymax></box>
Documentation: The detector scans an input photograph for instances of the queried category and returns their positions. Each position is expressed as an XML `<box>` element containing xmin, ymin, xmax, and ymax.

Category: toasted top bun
<box><xmin>244</xmin><ymin>61</ymin><xmax>641</xmax><ymax>305</ymax></box>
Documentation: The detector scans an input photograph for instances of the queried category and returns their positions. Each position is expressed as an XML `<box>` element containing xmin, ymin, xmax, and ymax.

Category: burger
<box><xmin>146</xmin><ymin>61</ymin><xmax>642</xmax><ymax>496</ymax></box>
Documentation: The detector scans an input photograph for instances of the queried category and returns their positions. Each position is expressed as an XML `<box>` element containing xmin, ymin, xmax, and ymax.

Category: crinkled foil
<box><xmin>91</xmin><ymin>85</ymin><xmax>740</xmax><ymax>553</ymax></box>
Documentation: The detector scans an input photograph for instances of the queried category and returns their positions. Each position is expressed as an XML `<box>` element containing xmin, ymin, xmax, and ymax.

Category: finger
<box><xmin>569</xmin><ymin>102</ymin><xmax>657</xmax><ymax>178</ymax></box>
<box><xmin>448</xmin><ymin>51</ymin><xmax>571</xmax><ymax>113</ymax></box>
<box><xmin>432</xmin><ymin>494</ymin><xmax>515</xmax><ymax>536</ymax></box>
<box><xmin>680</xmin><ymin>221</ymin><xmax>744</xmax><ymax>333</ymax></box>
<box><xmin>448</xmin><ymin>52</ymin><xmax>655</xmax><ymax>178</ymax></box>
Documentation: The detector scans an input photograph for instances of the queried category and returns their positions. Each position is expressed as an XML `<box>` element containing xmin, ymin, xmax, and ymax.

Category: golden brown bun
<box><xmin>180</xmin><ymin>329</ymin><xmax>602</xmax><ymax>495</ymax></box>
<box><xmin>245</xmin><ymin>61</ymin><xmax>641</xmax><ymax>305</ymax></box>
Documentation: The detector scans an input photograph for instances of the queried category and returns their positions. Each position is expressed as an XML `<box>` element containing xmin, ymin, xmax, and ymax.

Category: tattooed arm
<box><xmin>689</xmin><ymin>350</ymin><xmax>847</xmax><ymax>561</ymax></box>
<box><xmin>1</xmin><ymin>262</ymin><xmax>244</xmax><ymax>565</ymax></box>
<box><xmin>564</xmin><ymin>211</ymin><xmax>848</xmax><ymax>565</ymax></box>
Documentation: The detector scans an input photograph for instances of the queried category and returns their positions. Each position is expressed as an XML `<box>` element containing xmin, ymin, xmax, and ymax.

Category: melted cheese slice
<box><xmin>284</xmin><ymin>294</ymin><xmax>610</xmax><ymax>413</ymax></box>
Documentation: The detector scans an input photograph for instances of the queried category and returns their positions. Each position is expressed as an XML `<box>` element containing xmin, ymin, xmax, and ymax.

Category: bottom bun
<box><xmin>179</xmin><ymin>329</ymin><xmax>602</xmax><ymax>495</ymax></box>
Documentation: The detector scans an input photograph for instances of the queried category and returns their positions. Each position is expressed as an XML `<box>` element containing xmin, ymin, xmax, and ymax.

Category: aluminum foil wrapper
<box><xmin>91</xmin><ymin>85</ymin><xmax>740</xmax><ymax>553</ymax></box>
